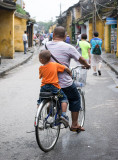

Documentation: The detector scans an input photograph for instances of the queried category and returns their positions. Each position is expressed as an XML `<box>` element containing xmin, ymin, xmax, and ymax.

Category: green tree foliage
<box><xmin>37</xmin><ymin>20</ymin><xmax>55</xmax><ymax>33</ymax></box>
<box><xmin>16</xmin><ymin>4</ymin><xmax>27</xmax><ymax>15</ymax></box>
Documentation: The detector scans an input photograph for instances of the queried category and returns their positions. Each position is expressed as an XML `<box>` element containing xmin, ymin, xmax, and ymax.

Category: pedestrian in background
<box><xmin>76</xmin><ymin>34</ymin><xmax>91</xmax><ymax>86</ymax></box>
<box><xmin>77</xmin><ymin>32</ymin><xmax>81</xmax><ymax>45</ymax></box>
<box><xmin>65</xmin><ymin>35</ymin><xmax>70</xmax><ymax>44</ymax></box>
<box><xmin>40</xmin><ymin>35</ymin><xmax>44</xmax><ymax>45</ymax></box>
<box><xmin>49</xmin><ymin>32</ymin><xmax>53</xmax><ymax>41</ymax></box>
<box><xmin>22</xmin><ymin>31</ymin><xmax>28</xmax><ymax>54</ymax></box>
<box><xmin>79</xmin><ymin>34</ymin><xmax>91</xmax><ymax>64</ymax></box>
<box><xmin>90</xmin><ymin>31</ymin><xmax>102</xmax><ymax>76</ymax></box>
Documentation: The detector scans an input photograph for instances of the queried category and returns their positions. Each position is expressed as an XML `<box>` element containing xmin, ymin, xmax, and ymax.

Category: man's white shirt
<box><xmin>23</xmin><ymin>34</ymin><xmax>27</xmax><ymax>42</ymax></box>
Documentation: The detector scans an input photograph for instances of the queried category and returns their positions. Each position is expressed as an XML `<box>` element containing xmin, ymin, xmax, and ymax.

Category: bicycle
<box><xmin>34</xmin><ymin>65</ymin><xmax>86</xmax><ymax>152</ymax></box>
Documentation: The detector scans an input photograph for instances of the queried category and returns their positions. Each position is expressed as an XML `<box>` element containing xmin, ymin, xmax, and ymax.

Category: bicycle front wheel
<box><xmin>35</xmin><ymin>99</ymin><xmax>60</xmax><ymax>152</ymax></box>
<box><xmin>78</xmin><ymin>90</ymin><xmax>85</xmax><ymax>127</ymax></box>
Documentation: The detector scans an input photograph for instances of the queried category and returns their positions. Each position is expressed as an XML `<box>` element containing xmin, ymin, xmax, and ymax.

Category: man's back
<box><xmin>46</xmin><ymin>41</ymin><xmax>81</xmax><ymax>88</ymax></box>
<box><xmin>90</xmin><ymin>37</ymin><xmax>102</xmax><ymax>54</ymax></box>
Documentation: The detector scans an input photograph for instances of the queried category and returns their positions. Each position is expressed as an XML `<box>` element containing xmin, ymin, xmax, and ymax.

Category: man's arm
<box><xmin>78</xmin><ymin>56</ymin><xmax>91</xmax><ymax>69</ymax></box>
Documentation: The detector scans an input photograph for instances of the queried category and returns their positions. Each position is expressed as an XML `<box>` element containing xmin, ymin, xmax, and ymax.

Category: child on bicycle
<box><xmin>37</xmin><ymin>50</ymin><xmax>72</xmax><ymax>125</ymax></box>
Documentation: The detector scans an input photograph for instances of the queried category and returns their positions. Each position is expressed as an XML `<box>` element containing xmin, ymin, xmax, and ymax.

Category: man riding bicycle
<box><xmin>44</xmin><ymin>26</ymin><xmax>90</xmax><ymax>132</ymax></box>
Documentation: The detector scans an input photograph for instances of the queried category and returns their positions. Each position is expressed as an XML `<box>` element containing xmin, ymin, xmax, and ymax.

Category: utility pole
<box><xmin>60</xmin><ymin>3</ymin><xmax>62</xmax><ymax>17</ymax></box>
<box><xmin>92</xmin><ymin>0</ymin><xmax>96</xmax><ymax>33</ymax></box>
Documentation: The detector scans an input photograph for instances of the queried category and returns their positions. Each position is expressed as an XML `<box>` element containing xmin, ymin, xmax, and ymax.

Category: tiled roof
<box><xmin>0</xmin><ymin>0</ymin><xmax>16</xmax><ymax>10</ymax></box>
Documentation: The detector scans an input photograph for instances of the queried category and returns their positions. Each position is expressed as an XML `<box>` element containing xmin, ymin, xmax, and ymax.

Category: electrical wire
<box><xmin>96</xmin><ymin>1</ymin><xmax>115</xmax><ymax>9</ymax></box>
<box><xmin>95</xmin><ymin>3</ymin><xmax>105</xmax><ymax>25</ymax></box>
<box><xmin>81</xmin><ymin>5</ymin><xmax>91</xmax><ymax>13</ymax></box>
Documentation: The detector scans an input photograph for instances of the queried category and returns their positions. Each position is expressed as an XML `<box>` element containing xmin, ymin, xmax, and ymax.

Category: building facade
<box><xmin>0</xmin><ymin>0</ymin><xmax>34</xmax><ymax>59</ymax></box>
<box><xmin>0</xmin><ymin>0</ymin><xmax>16</xmax><ymax>58</ymax></box>
<box><xmin>57</xmin><ymin>0</ymin><xmax>118</xmax><ymax>56</ymax></box>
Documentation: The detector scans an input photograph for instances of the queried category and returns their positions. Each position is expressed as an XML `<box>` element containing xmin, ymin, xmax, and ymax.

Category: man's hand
<box><xmin>85</xmin><ymin>64</ymin><xmax>91</xmax><ymax>69</ymax></box>
<box><xmin>78</xmin><ymin>56</ymin><xmax>91</xmax><ymax>69</ymax></box>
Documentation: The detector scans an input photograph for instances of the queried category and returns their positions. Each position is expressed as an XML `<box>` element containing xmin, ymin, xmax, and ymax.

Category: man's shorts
<box><xmin>91</xmin><ymin>54</ymin><xmax>102</xmax><ymax>66</ymax></box>
<box><xmin>62</xmin><ymin>83</ymin><xmax>81</xmax><ymax>112</ymax></box>
<box><xmin>37</xmin><ymin>84</ymin><xmax>68</xmax><ymax>105</ymax></box>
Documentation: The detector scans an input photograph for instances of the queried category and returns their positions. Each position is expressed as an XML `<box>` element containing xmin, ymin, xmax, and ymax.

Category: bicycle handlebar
<box><xmin>71</xmin><ymin>65</ymin><xmax>87</xmax><ymax>71</ymax></box>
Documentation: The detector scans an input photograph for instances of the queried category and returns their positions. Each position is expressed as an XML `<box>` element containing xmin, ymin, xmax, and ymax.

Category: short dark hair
<box><xmin>24</xmin><ymin>31</ymin><xmax>27</xmax><ymax>34</ymax></box>
<box><xmin>81</xmin><ymin>34</ymin><xmax>87</xmax><ymax>40</ymax></box>
<box><xmin>39</xmin><ymin>50</ymin><xmax>51</xmax><ymax>63</ymax></box>
<box><xmin>94</xmin><ymin>31</ymin><xmax>99</xmax><ymax>37</ymax></box>
<box><xmin>53</xmin><ymin>26</ymin><xmax>65</xmax><ymax>38</ymax></box>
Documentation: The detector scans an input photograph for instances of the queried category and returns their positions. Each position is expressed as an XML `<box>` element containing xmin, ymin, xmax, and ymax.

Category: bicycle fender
<box><xmin>34</xmin><ymin>101</ymin><xmax>44</xmax><ymax>127</ymax></box>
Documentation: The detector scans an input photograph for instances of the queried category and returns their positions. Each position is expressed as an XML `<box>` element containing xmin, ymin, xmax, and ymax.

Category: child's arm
<box><xmin>57</xmin><ymin>63</ymin><xmax>72</xmax><ymax>76</ymax></box>
<box><xmin>64</xmin><ymin>66</ymin><xmax>72</xmax><ymax>76</ymax></box>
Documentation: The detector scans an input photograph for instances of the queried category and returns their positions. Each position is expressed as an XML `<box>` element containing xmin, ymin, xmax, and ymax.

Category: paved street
<box><xmin>0</xmin><ymin>47</ymin><xmax>118</xmax><ymax>160</ymax></box>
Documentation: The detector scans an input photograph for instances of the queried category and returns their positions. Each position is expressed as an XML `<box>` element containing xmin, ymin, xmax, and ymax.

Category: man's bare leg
<box><xmin>71</xmin><ymin>112</ymin><xmax>79</xmax><ymax>127</ymax></box>
<box><xmin>98</xmin><ymin>62</ymin><xmax>102</xmax><ymax>70</ymax></box>
<box><xmin>93</xmin><ymin>66</ymin><xmax>96</xmax><ymax>72</ymax></box>
<box><xmin>93</xmin><ymin>66</ymin><xmax>97</xmax><ymax>76</ymax></box>
<box><xmin>71</xmin><ymin>112</ymin><xmax>85</xmax><ymax>130</ymax></box>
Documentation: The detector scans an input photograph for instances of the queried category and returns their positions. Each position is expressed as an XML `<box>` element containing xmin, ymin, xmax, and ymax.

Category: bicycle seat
<box><xmin>40</xmin><ymin>92</ymin><xmax>54</xmax><ymax>98</ymax></box>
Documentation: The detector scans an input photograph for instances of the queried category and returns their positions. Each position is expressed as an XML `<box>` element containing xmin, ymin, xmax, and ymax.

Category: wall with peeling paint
<box><xmin>0</xmin><ymin>9</ymin><xmax>14</xmax><ymax>58</ymax></box>
<box><xmin>14</xmin><ymin>16</ymin><xmax>27</xmax><ymax>51</ymax></box>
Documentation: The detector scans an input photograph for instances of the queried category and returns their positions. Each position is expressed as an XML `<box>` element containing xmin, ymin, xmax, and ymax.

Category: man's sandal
<box><xmin>70</xmin><ymin>126</ymin><xmax>85</xmax><ymax>133</ymax></box>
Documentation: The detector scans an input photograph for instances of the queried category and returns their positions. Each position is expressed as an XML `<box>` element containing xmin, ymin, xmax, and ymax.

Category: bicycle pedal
<box><xmin>60</xmin><ymin>120</ymin><xmax>69</xmax><ymax>128</ymax></box>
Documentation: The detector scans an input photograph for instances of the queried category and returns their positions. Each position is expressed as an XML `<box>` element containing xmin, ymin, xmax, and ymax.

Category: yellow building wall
<box><xmin>89</xmin><ymin>20</ymin><xmax>105</xmax><ymax>49</ymax></box>
<box><xmin>49</xmin><ymin>24</ymin><xmax>56</xmax><ymax>33</ymax></box>
<box><xmin>104</xmin><ymin>24</ymin><xmax>111</xmax><ymax>53</ymax></box>
<box><xmin>116</xmin><ymin>19</ymin><xmax>118</xmax><ymax>57</ymax></box>
<box><xmin>0</xmin><ymin>9</ymin><xmax>14</xmax><ymax>58</ymax></box>
<box><xmin>66</xmin><ymin>11</ymin><xmax>72</xmax><ymax>40</ymax></box>
<box><xmin>96</xmin><ymin>20</ymin><xmax>105</xmax><ymax>49</ymax></box>
<box><xmin>89</xmin><ymin>22</ymin><xmax>93</xmax><ymax>41</ymax></box>
<box><xmin>75</xmin><ymin>6</ymin><xmax>81</xmax><ymax>20</ymax></box>
<box><xmin>14</xmin><ymin>16</ymin><xmax>27</xmax><ymax>51</ymax></box>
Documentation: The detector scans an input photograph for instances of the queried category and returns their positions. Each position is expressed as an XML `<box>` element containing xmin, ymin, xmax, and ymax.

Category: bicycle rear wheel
<box><xmin>78</xmin><ymin>90</ymin><xmax>85</xmax><ymax>127</ymax></box>
<box><xmin>35</xmin><ymin>99</ymin><xmax>60</xmax><ymax>152</ymax></box>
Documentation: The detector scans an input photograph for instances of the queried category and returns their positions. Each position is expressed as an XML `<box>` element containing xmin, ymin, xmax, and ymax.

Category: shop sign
<box><xmin>106</xmin><ymin>17</ymin><xmax>117</xmax><ymax>25</ymax></box>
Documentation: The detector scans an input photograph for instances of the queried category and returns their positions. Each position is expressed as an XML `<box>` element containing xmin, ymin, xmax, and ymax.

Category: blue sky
<box><xmin>24</xmin><ymin>0</ymin><xmax>79</xmax><ymax>22</ymax></box>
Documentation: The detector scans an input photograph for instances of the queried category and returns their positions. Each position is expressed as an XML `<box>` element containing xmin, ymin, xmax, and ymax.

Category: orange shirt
<box><xmin>39</xmin><ymin>62</ymin><xmax>65</xmax><ymax>89</ymax></box>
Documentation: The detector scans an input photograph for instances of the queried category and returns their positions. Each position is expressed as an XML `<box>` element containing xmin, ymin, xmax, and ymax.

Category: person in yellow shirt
<box><xmin>37</xmin><ymin>50</ymin><xmax>72</xmax><ymax>125</ymax></box>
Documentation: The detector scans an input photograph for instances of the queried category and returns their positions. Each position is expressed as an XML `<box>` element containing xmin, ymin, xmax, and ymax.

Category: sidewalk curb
<box><xmin>0</xmin><ymin>53</ymin><xmax>33</xmax><ymax>77</ymax></box>
<box><xmin>102</xmin><ymin>58</ymin><xmax>118</xmax><ymax>75</ymax></box>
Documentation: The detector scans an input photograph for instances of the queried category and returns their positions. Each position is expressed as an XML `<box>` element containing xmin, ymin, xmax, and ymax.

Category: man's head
<box><xmin>94</xmin><ymin>31</ymin><xmax>99</xmax><ymax>37</ymax></box>
<box><xmin>24</xmin><ymin>31</ymin><xmax>27</xmax><ymax>34</ymax></box>
<box><xmin>81</xmin><ymin>34</ymin><xmax>87</xmax><ymax>40</ymax></box>
<box><xmin>39</xmin><ymin>50</ymin><xmax>51</xmax><ymax>64</ymax></box>
<box><xmin>53</xmin><ymin>26</ymin><xmax>66</xmax><ymax>40</ymax></box>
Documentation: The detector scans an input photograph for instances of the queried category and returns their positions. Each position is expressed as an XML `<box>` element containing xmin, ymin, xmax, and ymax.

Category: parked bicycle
<box><xmin>34</xmin><ymin>65</ymin><xmax>86</xmax><ymax>152</ymax></box>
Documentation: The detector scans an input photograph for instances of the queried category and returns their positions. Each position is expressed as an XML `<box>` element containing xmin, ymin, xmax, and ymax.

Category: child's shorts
<box><xmin>37</xmin><ymin>84</ymin><xmax>68</xmax><ymax>105</ymax></box>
